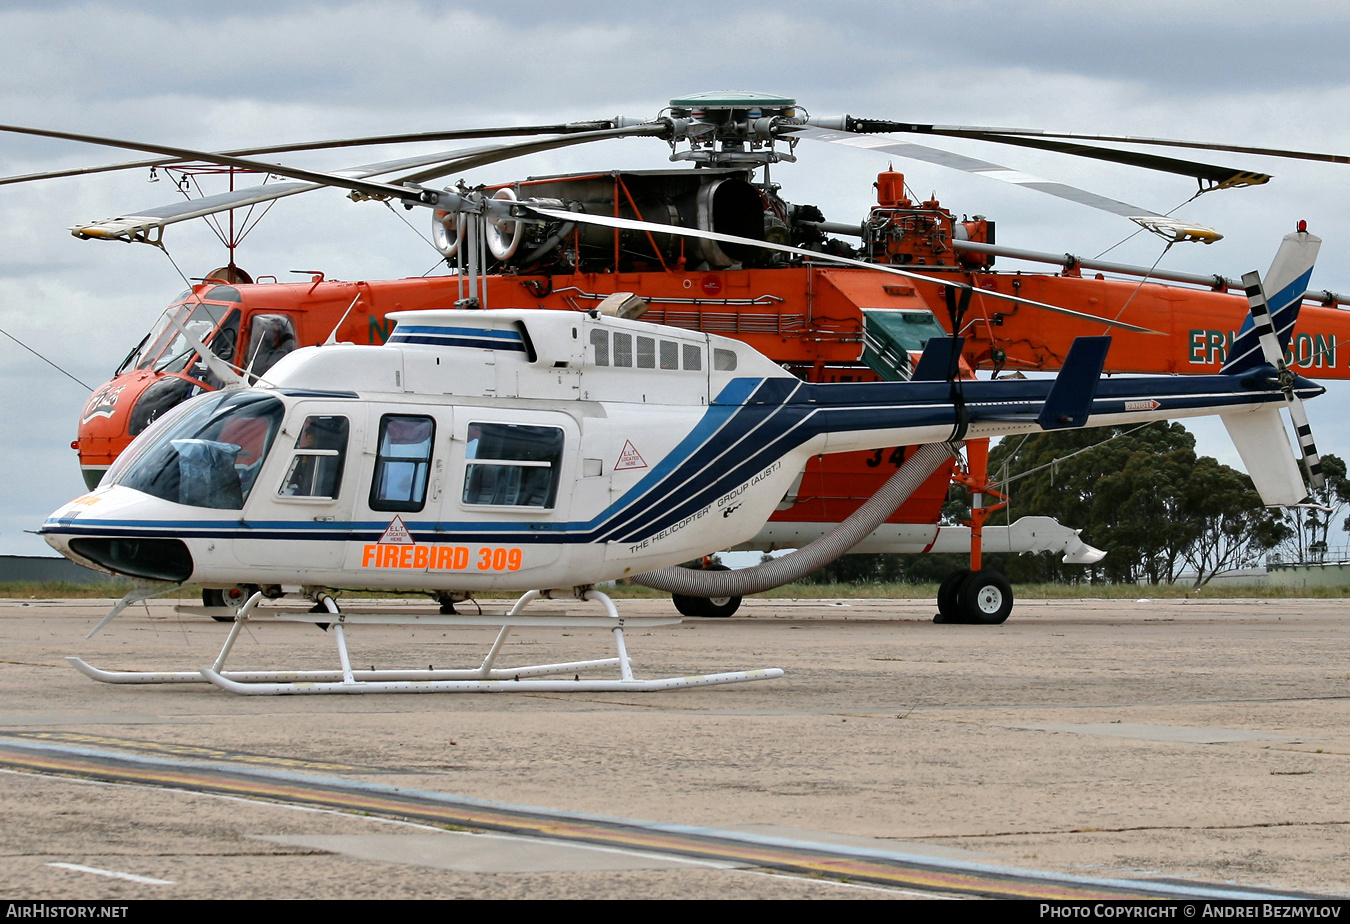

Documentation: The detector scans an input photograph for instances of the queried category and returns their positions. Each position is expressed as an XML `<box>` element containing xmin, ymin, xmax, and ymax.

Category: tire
<box><xmin>671</xmin><ymin>563</ymin><xmax>743</xmax><ymax>618</ymax></box>
<box><xmin>935</xmin><ymin>569</ymin><xmax>971</xmax><ymax>623</ymax></box>
<box><xmin>699</xmin><ymin>593</ymin><xmax>742</xmax><ymax>618</ymax></box>
<box><xmin>956</xmin><ymin>570</ymin><xmax>1014</xmax><ymax>625</ymax></box>
<box><xmin>202</xmin><ymin>585</ymin><xmax>259</xmax><ymax>622</ymax></box>
<box><xmin>672</xmin><ymin>593</ymin><xmax>709</xmax><ymax>618</ymax></box>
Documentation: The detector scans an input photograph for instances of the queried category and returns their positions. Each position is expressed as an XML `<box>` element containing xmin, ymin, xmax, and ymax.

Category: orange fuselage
<box><xmin>75</xmin><ymin>264</ymin><xmax>1349</xmax><ymax>535</ymax></box>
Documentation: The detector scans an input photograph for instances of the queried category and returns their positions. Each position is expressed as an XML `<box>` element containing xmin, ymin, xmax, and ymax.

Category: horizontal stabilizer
<box><xmin>929</xmin><ymin>517</ymin><xmax>1106</xmax><ymax>564</ymax></box>
<box><xmin>1221</xmin><ymin>408</ymin><xmax>1309</xmax><ymax>506</ymax></box>
<box><xmin>1037</xmin><ymin>336</ymin><xmax>1111</xmax><ymax>429</ymax></box>
<box><xmin>911</xmin><ymin>337</ymin><xmax>964</xmax><ymax>381</ymax></box>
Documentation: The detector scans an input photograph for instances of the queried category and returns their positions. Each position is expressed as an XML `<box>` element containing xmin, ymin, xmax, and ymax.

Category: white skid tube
<box><xmin>68</xmin><ymin>589</ymin><xmax>784</xmax><ymax>695</ymax></box>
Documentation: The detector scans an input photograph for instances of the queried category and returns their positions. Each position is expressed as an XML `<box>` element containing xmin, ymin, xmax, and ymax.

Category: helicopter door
<box><xmin>242</xmin><ymin>314</ymin><xmax>297</xmax><ymax>378</ymax></box>
<box><xmin>235</xmin><ymin>404</ymin><xmax>358</xmax><ymax>569</ymax></box>
<box><xmin>343</xmin><ymin>408</ymin><xmax>447</xmax><ymax>578</ymax></box>
<box><xmin>450</xmin><ymin>411</ymin><xmax>578</xmax><ymax>576</ymax></box>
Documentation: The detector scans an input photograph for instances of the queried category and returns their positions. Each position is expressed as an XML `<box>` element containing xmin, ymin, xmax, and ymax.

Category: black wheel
<box><xmin>202</xmin><ymin>585</ymin><xmax>259</xmax><ymax>622</ymax></box>
<box><xmin>672</xmin><ymin>593</ymin><xmax>708</xmax><ymax>618</ymax></box>
<box><xmin>935</xmin><ymin>569</ymin><xmax>971</xmax><ymax>623</ymax></box>
<box><xmin>956</xmin><ymin>570</ymin><xmax>1014</xmax><ymax>625</ymax></box>
<box><xmin>699</xmin><ymin>592</ymin><xmax>742</xmax><ymax>617</ymax></box>
<box><xmin>671</xmin><ymin>563</ymin><xmax>743</xmax><ymax>618</ymax></box>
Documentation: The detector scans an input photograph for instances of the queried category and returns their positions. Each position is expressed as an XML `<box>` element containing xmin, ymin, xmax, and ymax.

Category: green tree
<box><xmin>1181</xmin><ymin>458</ymin><xmax>1290</xmax><ymax>586</ymax></box>
<box><xmin>988</xmin><ymin>422</ymin><xmax>1284</xmax><ymax>585</ymax></box>
<box><xmin>1273</xmin><ymin>455</ymin><xmax>1350</xmax><ymax>564</ymax></box>
<box><xmin>989</xmin><ymin>423</ymin><xmax>1200</xmax><ymax>583</ymax></box>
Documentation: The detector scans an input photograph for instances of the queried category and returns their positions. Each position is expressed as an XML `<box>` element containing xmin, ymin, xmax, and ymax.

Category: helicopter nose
<box><xmin>77</xmin><ymin>369</ymin><xmax>178</xmax><ymax>488</ymax></box>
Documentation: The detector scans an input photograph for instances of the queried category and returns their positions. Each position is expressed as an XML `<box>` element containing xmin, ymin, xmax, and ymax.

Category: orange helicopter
<box><xmin>7</xmin><ymin>91</ymin><xmax>1346</xmax><ymax>619</ymax></box>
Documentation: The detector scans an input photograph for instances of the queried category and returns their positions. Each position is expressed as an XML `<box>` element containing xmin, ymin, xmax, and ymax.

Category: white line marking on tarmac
<box><xmin>47</xmin><ymin>862</ymin><xmax>174</xmax><ymax>885</ymax></box>
<box><xmin>13</xmin><ymin>770</ymin><xmax>931</xmax><ymax>895</ymax></box>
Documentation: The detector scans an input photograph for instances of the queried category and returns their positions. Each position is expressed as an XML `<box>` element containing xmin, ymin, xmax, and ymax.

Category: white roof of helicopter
<box><xmin>262</xmin><ymin>308</ymin><xmax>788</xmax><ymax>405</ymax></box>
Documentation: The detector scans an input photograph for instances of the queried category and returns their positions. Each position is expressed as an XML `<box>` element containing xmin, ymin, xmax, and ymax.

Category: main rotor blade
<box><xmin>791</xmin><ymin>126</ymin><xmax>1166</xmax><ymax>221</ymax></box>
<box><xmin>526</xmin><ymin>206</ymin><xmax>1160</xmax><ymax>334</ymax></box>
<box><xmin>69</xmin><ymin>145</ymin><xmax>515</xmax><ymax>241</ymax></box>
<box><xmin>0</xmin><ymin>122</ymin><xmax>668</xmax><ymax>241</ymax></box>
<box><xmin>805</xmin><ymin>119</ymin><xmax>1271</xmax><ymax>188</ymax></box>
<box><xmin>954</xmin><ymin>127</ymin><xmax>1350</xmax><ymax>168</ymax></box>
<box><xmin>0</xmin><ymin>121</ymin><xmax>622</xmax><ymax>188</ymax></box>
<box><xmin>0</xmin><ymin>124</ymin><xmax>433</xmax><ymax>204</ymax></box>
<box><xmin>392</xmin><ymin>124</ymin><xmax>667</xmax><ymax>184</ymax></box>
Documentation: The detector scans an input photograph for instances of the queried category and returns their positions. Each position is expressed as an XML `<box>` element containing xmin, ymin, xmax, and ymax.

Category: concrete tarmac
<box><xmin>0</xmin><ymin>594</ymin><xmax>1346</xmax><ymax>900</ymax></box>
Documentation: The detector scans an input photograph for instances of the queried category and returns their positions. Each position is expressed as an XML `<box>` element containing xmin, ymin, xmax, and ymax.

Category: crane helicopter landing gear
<box><xmin>935</xmin><ymin>440</ymin><xmax>1014</xmax><ymax>625</ymax></box>
<box><xmin>934</xmin><ymin>568</ymin><xmax>1013</xmax><ymax>624</ymax></box>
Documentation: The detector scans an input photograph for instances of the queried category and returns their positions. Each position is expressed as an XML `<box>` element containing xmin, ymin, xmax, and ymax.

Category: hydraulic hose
<box><xmin>633</xmin><ymin>441</ymin><xmax>959</xmax><ymax>597</ymax></box>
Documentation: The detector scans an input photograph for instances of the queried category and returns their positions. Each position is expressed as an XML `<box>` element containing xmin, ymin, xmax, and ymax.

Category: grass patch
<box><xmin>0</xmin><ymin>580</ymin><xmax>136</xmax><ymax>599</ymax></box>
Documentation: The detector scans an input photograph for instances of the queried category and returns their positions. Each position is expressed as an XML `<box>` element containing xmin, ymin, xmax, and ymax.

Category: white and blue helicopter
<box><xmin>38</xmin><ymin>224</ymin><xmax>1325</xmax><ymax>696</ymax></box>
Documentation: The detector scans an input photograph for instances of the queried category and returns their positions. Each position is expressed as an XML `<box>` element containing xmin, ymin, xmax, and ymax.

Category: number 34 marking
<box><xmin>865</xmin><ymin>447</ymin><xmax>906</xmax><ymax>468</ymax></box>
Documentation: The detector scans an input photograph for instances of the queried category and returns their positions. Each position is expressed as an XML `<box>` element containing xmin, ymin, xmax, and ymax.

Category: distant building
<box><xmin>0</xmin><ymin>555</ymin><xmax>119</xmax><ymax>584</ymax></box>
<box><xmin>1266</xmin><ymin>560</ymin><xmax>1350</xmax><ymax>590</ymax></box>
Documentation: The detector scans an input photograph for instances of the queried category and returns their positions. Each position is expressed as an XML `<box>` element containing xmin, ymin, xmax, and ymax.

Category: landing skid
<box><xmin>68</xmin><ymin>589</ymin><xmax>784</xmax><ymax>695</ymax></box>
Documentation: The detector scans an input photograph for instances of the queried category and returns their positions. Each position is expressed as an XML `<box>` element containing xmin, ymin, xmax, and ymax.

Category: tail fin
<box><xmin>1038</xmin><ymin>336</ymin><xmax>1111</xmax><ymax>429</ymax></box>
<box><xmin>912</xmin><ymin>337</ymin><xmax>964</xmax><ymax>381</ymax></box>
<box><xmin>1221</xmin><ymin>407</ymin><xmax>1310</xmax><ymax>506</ymax></box>
<box><xmin>1221</xmin><ymin>228</ymin><xmax>1321</xmax><ymax>374</ymax></box>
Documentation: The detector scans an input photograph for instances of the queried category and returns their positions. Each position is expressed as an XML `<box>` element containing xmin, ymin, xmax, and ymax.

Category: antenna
<box><xmin>324</xmin><ymin>293</ymin><xmax>362</xmax><ymax>346</ymax></box>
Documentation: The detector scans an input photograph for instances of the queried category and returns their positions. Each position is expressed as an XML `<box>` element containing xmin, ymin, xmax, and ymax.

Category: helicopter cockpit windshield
<box><xmin>116</xmin><ymin>287</ymin><xmax>243</xmax><ymax>383</ymax></box>
<box><xmin>113</xmin><ymin>390</ymin><xmax>284</xmax><ymax>510</ymax></box>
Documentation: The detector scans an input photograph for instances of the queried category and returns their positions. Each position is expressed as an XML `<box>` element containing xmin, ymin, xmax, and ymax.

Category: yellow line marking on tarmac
<box><xmin>5</xmin><ymin>730</ymin><xmax>365</xmax><ymax>772</ymax></box>
<box><xmin>0</xmin><ymin>738</ymin><xmax>1282</xmax><ymax>900</ymax></box>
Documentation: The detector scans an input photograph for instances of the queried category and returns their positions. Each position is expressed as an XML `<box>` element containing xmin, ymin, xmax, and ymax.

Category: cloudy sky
<box><xmin>2</xmin><ymin>0</ymin><xmax>1350</xmax><ymax>557</ymax></box>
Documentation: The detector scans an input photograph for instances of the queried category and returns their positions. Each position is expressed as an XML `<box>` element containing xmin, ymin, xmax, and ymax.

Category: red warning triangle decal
<box><xmin>615</xmin><ymin>440</ymin><xmax>647</xmax><ymax>471</ymax></box>
<box><xmin>378</xmin><ymin>516</ymin><xmax>415</xmax><ymax>544</ymax></box>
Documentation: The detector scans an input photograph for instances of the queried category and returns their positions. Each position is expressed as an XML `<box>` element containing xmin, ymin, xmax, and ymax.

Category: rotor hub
<box><xmin>666</xmin><ymin>92</ymin><xmax>801</xmax><ymax>168</ymax></box>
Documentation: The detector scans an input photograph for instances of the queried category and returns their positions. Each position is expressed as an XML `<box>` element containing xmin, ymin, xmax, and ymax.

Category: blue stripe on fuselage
<box><xmin>43</xmin><ymin>371</ymin><xmax>1305</xmax><ymax>549</ymax></box>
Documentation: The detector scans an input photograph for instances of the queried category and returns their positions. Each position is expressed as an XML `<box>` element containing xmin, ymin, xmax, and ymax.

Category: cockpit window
<box><xmin>194</xmin><ymin>309</ymin><xmax>241</xmax><ymax>388</ymax></box>
<box><xmin>204</xmin><ymin>285</ymin><xmax>242</xmax><ymax>302</ymax></box>
<box><xmin>115</xmin><ymin>390</ymin><xmax>284</xmax><ymax>509</ymax></box>
<box><xmin>122</xmin><ymin>300</ymin><xmax>237</xmax><ymax>375</ymax></box>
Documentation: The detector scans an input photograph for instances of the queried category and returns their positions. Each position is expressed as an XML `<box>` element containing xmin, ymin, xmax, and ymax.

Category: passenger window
<box><xmin>463</xmin><ymin>423</ymin><xmax>564</xmax><ymax>508</ymax></box>
<box><xmin>370</xmin><ymin>415</ymin><xmax>435</xmax><ymax>512</ymax></box>
<box><xmin>683</xmin><ymin>344</ymin><xmax>702</xmax><ymax>371</ymax></box>
<box><xmin>590</xmin><ymin>329</ymin><xmax>609</xmax><ymax>366</ymax></box>
<box><xmin>613</xmin><ymin>332</ymin><xmax>632</xmax><ymax>367</ymax></box>
<box><xmin>659</xmin><ymin>340</ymin><xmax>678</xmax><ymax>370</ymax></box>
<box><xmin>280</xmin><ymin>416</ymin><xmax>349</xmax><ymax>500</ymax></box>
<box><xmin>637</xmin><ymin>336</ymin><xmax>655</xmax><ymax>368</ymax></box>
